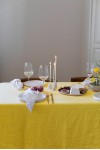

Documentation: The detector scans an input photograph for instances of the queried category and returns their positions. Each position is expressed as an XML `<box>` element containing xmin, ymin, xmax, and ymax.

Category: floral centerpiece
<box><xmin>90</xmin><ymin>67</ymin><xmax>100</xmax><ymax>91</ymax></box>
<box><xmin>91</xmin><ymin>67</ymin><xmax>100</xmax><ymax>85</ymax></box>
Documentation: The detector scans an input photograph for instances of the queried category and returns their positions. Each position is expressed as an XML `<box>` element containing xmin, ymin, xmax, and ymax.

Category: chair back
<box><xmin>71</xmin><ymin>77</ymin><xmax>86</xmax><ymax>82</ymax></box>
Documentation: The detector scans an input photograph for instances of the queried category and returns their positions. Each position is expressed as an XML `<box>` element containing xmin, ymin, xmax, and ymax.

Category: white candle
<box><xmin>53</xmin><ymin>62</ymin><xmax>55</xmax><ymax>82</ymax></box>
<box><xmin>49</xmin><ymin>62</ymin><xmax>51</xmax><ymax>82</ymax></box>
<box><xmin>55</xmin><ymin>56</ymin><xmax>57</xmax><ymax>82</ymax></box>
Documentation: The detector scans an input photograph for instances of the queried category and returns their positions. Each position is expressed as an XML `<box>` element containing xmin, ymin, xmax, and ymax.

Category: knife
<box><xmin>46</xmin><ymin>94</ymin><xmax>49</xmax><ymax>104</ymax></box>
<box><xmin>51</xmin><ymin>93</ymin><xmax>54</xmax><ymax>104</ymax></box>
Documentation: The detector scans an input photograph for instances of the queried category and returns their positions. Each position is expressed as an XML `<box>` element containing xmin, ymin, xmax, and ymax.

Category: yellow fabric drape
<box><xmin>0</xmin><ymin>82</ymin><xmax>100</xmax><ymax>148</ymax></box>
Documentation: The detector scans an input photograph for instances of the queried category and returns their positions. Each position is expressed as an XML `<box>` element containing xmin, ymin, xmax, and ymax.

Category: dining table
<box><xmin>0</xmin><ymin>82</ymin><xmax>100</xmax><ymax>148</ymax></box>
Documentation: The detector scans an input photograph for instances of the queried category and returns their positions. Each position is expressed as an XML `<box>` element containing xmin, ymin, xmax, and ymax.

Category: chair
<box><xmin>20</xmin><ymin>77</ymin><xmax>53</xmax><ymax>82</ymax></box>
<box><xmin>71</xmin><ymin>77</ymin><xmax>86</xmax><ymax>82</ymax></box>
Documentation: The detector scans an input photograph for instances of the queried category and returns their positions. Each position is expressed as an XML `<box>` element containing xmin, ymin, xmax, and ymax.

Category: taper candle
<box><xmin>55</xmin><ymin>56</ymin><xmax>57</xmax><ymax>82</ymax></box>
<box><xmin>53</xmin><ymin>62</ymin><xmax>55</xmax><ymax>82</ymax></box>
<box><xmin>49</xmin><ymin>62</ymin><xmax>51</xmax><ymax>82</ymax></box>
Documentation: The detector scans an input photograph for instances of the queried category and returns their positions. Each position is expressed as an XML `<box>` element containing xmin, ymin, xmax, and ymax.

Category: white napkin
<box><xmin>22</xmin><ymin>89</ymin><xmax>39</xmax><ymax>112</ymax></box>
<box><xmin>82</xmin><ymin>78</ymin><xmax>92</xmax><ymax>86</ymax></box>
<box><xmin>11</xmin><ymin>79</ymin><xmax>23</xmax><ymax>90</ymax></box>
<box><xmin>70</xmin><ymin>84</ymin><xmax>85</xmax><ymax>95</ymax></box>
<box><xmin>71</xmin><ymin>84</ymin><xmax>85</xmax><ymax>89</ymax></box>
<box><xmin>70</xmin><ymin>87</ymin><xmax>80</xmax><ymax>95</ymax></box>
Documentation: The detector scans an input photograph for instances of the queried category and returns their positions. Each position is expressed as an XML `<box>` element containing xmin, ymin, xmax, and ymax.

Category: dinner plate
<box><xmin>24</xmin><ymin>80</ymin><xmax>44</xmax><ymax>87</ymax></box>
<box><xmin>93</xmin><ymin>92</ymin><xmax>100</xmax><ymax>101</ymax></box>
<box><xmin>18</xmin><ymin>92</ymin><xmax>46</xmax><ymax>103</ymax></box>
<box><xmin>59</xmin><ymin>90</ymin><xmax>83</xmax><ymax>96</ymax></box>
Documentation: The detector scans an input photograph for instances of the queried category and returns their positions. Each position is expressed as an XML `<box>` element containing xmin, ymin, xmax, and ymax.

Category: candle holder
<box><xmin>48</xmin><ymin>61</ymin><xmax>52</xmax><ymax>90</ymax></box>
<box><xmin>48</xmin><ymin>83</ymin><xmax>52</xmax><ymax>90</ymax></box>
<box><xmin>52</xmin><ymin>81</ymin><xmax>57</xmax><ymax>91</ymax></box>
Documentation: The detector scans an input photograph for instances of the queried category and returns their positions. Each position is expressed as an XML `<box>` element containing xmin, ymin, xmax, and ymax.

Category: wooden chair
<box><xmin>71</xmin><ymin>77</ymin><xmax>86</xmax><ymax>82</ymax></box>
<box><xmin>20</xmin><ymin>77</ymin><xmax>53</xmax><ymax>82</ymax></box>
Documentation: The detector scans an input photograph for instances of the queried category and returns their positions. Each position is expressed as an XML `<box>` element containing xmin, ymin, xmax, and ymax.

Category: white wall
<box><xmin>0</xmin><ymin>0</ymin><xmax>89</xmax><ymax>82</ymax></box>
<box><xmin>81</xmin><ymin>0</ymin><xmax>92</xmax><ymax>76</ymax></box>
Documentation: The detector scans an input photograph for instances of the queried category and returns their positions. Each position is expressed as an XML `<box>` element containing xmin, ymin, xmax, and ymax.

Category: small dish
<box><xmin>18</xmin><ymin>92</ymin><xmax>46</xmax><ymax>103</ymax></box>
<box><xmin>58</xmin><ymin>86</ymin><xmax>87</xmax><ymax>96</ymax></box>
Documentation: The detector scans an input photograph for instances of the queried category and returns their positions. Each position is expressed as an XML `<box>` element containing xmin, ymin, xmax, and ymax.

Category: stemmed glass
<box><xmin>38</xmin><ymin>65</ymin><xmax>49</xmax><ymax>84</ymax></box>
<box><xmin>24</xmin><ymin>62</ymin><xmax>34</xmax><ymax>81</ymax></box>
<box><xmin>86</xmin><ymin>63</ymin><xmax>94</xmax><ymax>78</ymax></box>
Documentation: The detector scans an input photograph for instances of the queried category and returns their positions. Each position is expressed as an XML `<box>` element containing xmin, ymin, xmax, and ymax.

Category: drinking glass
<box><xmin>24</xmin><ymin>62</ymin><xmax>33</xmax><ymax>81</ymax></box>
<box><xmin>38</xmin><ymin>65</ymin><xmax>49</xmax><ymax>84</ymax></box>
<box><xmin>86</xmin><ymin>63</ymin><xmax>94</xmax><ymax>78</ymax></box>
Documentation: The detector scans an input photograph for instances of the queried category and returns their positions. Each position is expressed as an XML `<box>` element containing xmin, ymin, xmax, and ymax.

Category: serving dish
<box><xmin>58</xmin><ymin>86</ymin><xmax>87</xmax><ymax>96</ymax></box>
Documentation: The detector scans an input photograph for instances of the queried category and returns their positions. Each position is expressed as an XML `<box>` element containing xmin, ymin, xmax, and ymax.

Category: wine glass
<box><xmin>24</xmin><ymin>62</ymin><xmax>33</xmax><ymax>81</ymax></box>
<box><xmin>38</xmin><ymin>65</ymin><xmax>49</xmax><ymax>84</ymax></box>
<box><xmin>86</xmin><ymin>63</ymin><xmax>94</xmax><ymax>78</ymax></box>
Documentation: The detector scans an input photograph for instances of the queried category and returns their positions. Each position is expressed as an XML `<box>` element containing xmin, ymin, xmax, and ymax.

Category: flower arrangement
<box><xmin>91</xmin><ymin>67</ymin><xmax>100</xmax><ymax>86</ymax></box>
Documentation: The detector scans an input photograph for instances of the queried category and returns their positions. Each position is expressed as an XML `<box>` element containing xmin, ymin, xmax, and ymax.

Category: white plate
<box><xmin>18</xmin><ymin>92</ymin><xmax>46</xmax><ymax>103</ymax></box>
<box><xmin>24</xmin><ymin>80</ymin><xmax>44</xmax><ymax>87</ymax></box>
<box><xmin>93</xmin><ymin>92</ymin><xmax>100</xmax><ymax>101</ymax></box>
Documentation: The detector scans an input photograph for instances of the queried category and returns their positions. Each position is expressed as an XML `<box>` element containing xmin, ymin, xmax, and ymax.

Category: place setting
<box><xmin>10</xmin><ymin>56</ymin><xmax>58</xmax><ymax>111</ymax></box>
<box><xmin>22</xmin><ymin>63</ymin><xmax>50</xmax><ymax>111</ymax></box>
<box><xmin>22</xmin><ymin>56</ymin><xmax>57</xmax><ymax>103</ymax></box>
<box><xmin>58</xmin><ymin>63</ymin><xmax>99</xmax><ymax>97</ymax></box>
<box><xmin>58</xmin><ymin>84</ymin><xmax>87</xmax><ymax>96</ymax></box>
<box><xmin>58</xmin><ymin>63</ymin><xmax>100</xmax><ymax>100</ymax></box>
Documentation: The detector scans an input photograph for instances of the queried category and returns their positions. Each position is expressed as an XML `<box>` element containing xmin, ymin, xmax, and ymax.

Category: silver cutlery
<box><xmin>51</xmin><ymin>93</ymin><xmax>54</xmax><ymax>104</ymax></box>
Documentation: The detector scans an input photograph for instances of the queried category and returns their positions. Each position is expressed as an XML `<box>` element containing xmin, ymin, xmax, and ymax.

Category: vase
<box><xmin>90</xmin><ymin>82</ymin><xmax>100</xmax><ymax>92</ymax></box>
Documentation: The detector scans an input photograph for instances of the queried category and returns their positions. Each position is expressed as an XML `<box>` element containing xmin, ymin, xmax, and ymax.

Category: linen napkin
<box><xmin>70</xmin><ymin>87</ymin><xmax>80</xmax><ymax>95</ymax></box>
<box><xmin>82</xmin><ymin>78</ymin><xmax>92</xmax><ymax>86</ymax></box>
<box><xmin>11</xmin><ymin>79</ymin><xmax>23</xmax><ymax>90</ymax></box>
<box><xmin>71</xmin><ymin>84</ymin><xmax>85</xmax><ymax>89</ymax></box>
<box><xmin>21</xmin><ymin>89</ymin><xmax>39</xmax><ymax>112</ymax></box>
<box><xmin>70</xmin><ymin>84</ymin><xmax>85</xmax><ymax>95</ymax></box>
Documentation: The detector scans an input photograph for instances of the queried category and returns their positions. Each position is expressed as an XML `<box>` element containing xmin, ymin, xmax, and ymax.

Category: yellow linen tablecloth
<box><xmin>0</xmin><ymin>82</ymin><xmax>100</xmax><ymax>148</ymax></box>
